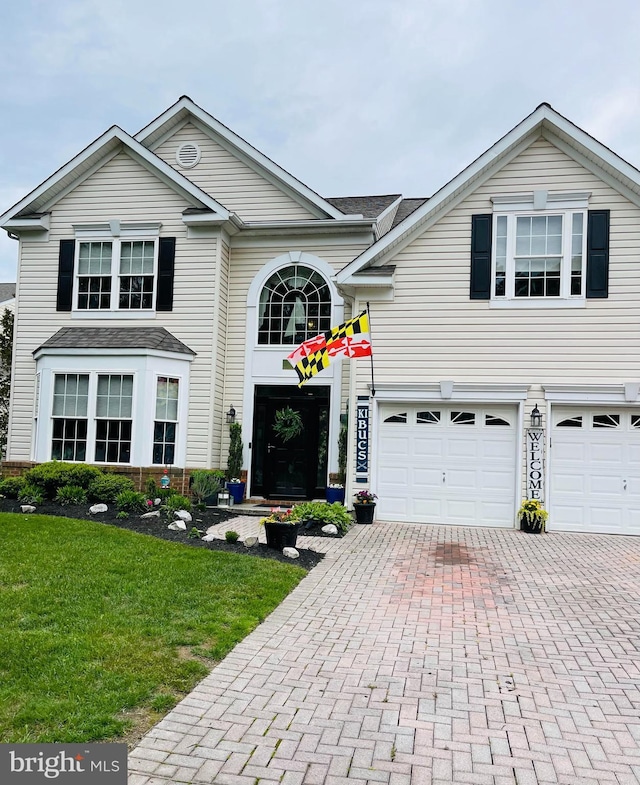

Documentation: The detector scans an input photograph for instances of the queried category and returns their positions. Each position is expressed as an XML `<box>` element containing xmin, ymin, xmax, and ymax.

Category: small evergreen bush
<box><xmin>225</xmin><ymin>530</ymin><xmax>240</xmax><ymax>543</ymax></box>
<box><xmin>162</xmin><ymin>494</ymin><xmax>192</xmax><ymax>518</ymax></box>
<box><xmin>0</xmin><ymin>476</ymin><xmax>26</xmax><ymax>499</ymax></box>
<box><xmin>87</xmin><ymin>474</ymin><xmax>135</xmax><ymax>503</ymax></box>
<box><xmin>24</xmin><ymin>462</ymin><xmax>102</xmax><ymax>499</ymax></box>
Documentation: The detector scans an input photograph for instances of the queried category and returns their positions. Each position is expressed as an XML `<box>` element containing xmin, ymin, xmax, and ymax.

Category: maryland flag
<box><xmin>287</xmin><ymin>310</ymin><xmax>372</xmax><ymax>387</ymax></box>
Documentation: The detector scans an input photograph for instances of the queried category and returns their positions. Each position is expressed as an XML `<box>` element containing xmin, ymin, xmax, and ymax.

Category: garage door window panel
<box><xmin>486</xmin><ymin>415</ymin><xmax>510</xmax><ymax>426</ymax></box>
<box><xmin>384</xmin><ymin>412</ymin><xmax>407</xmax><ymax>423</ymax></box>
<box><xmin>593</xmin><ymin>414</ymin><xmax>620</xmax><ymax>428</ymax></box>
<box><xmin>557</xmin><ymin>416</ymin><xmax>582</xmax><ymax>428</ymax></box>
<box><xmin>417</xmin><ymin>411</ymin><xmax>440</xmax><ymax>424</ymax></box>
<box><xmin>451</xmin><ymin>411</ymin><xmax>475</xmax><ymax>425</ymax></box>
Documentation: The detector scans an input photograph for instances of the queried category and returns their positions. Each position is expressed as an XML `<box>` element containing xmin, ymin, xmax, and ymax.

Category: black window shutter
<box><xmin>586</xmin><ymin>210</ymin><xmax>610</xmax><ymax>299</ymax></box>
<box><xmin>56</xmin><ymin>239</ymin><xmax>75</xmax><ymax>311</ymax></box>
<box><xmin>156</xmin><ymin>237</ymin><xmax>176</xmax><ymax>311</ymax></box>
<box><xmin>470</xmin><ymin>214</ymin><xmax>492</xmax><ymax>299</ymax></box>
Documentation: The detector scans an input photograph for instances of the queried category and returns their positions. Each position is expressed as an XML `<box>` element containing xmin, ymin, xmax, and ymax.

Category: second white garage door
<box><xmin>550</xmin><ymin>407</ymin><xmax>640</xmax><ymax>535</ymax></box>
<box><xmin>376</xmin><ymin>404</ymin><xmax>518</xmax><ymax>526</ymax></box>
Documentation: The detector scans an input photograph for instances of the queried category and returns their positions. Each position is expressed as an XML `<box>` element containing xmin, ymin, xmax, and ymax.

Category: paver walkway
<box><xmin>130</xmin><ymin>520</ymin><xmax>640</xmax><ymax>785</ymax></box>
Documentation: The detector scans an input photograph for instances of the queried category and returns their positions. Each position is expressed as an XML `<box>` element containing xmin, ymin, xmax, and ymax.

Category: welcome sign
<box><xmin>527</xmin><ymin>427</ymin><xmax>544</xmax><ymax>501</ymax></box>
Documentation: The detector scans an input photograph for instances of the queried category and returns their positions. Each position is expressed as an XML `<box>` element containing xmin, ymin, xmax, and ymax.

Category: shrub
<box><xmin>88</xmin><ymin>474</ymin><xmax>135</xmax><ymax>503</ymax></box>
<box><xmin>190</xmin><ymin>469</ymin><xmax>225</xmax><ymax>503</ymax></box>
<box><xmin>55</xmin><ymin>485</ymin><xmax>88</xmax><ymax>506</ymax></box>
<box><xmin>18</xmin><ymin>483</ymin><xmax>44</xmax><ymax>505</ymax></box>
<box><xmin>145</xmin><ymin>477</ymin><xmax>158</xmax><ymax>498</ymax></box>
<box><xmin>24</xmin><ymin>462</ymin><xmax>103</xmax><ymax>499</ymax></box>
<box><xmin>116</xmin><ymin>510</ymin><xmax>128</xmax><ymax>520</ymax></box>
<box><xmin>0</xmin><ymin>476</ymin><xmax>26</xmax><ymax>499</ymax></box>
<box><xmin>226</xmin><ymin>422</ymin><xmax>243</xmax><ymax>481</ymax></box>
<box><xmin>115</xmin><ymin>490</ymin><xmax>148</xmax><ymax>514</ymax></box>
<box><xmin>162</xmin><ymin>494</ymin><xmax>192</xmax><ymax>518</ymax></box>
<box><xmin>225</xmin><ymin>530</ymin><xmax>240</xmax><ymax>543</ymax></box>
<box><xmin>290</xmin><ymin>501</ymin><xmax>352</xmax><ymax>535</ymax></box>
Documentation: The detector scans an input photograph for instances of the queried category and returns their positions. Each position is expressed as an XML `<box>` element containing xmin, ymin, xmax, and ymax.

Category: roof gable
<box><xmin>0</xmin><ymin>126</ymin><xmax>231</xmax><ymax>228</ymax></box>
<box><xmin>135</xmin><ymin>96</ymin><xmax>348</xmax><ymax>221</ymax></box>
<box><xmin>336</xmin><ymin>103</ymin><xmax>640</xmax><ymax>283</ymax></box>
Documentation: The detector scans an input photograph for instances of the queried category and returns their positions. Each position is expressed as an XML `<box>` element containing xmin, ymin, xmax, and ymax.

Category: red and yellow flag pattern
<box><xmin>287</xmin><ymin>310</ymin><xmax>372</xmax><ymax>387</ymax></box>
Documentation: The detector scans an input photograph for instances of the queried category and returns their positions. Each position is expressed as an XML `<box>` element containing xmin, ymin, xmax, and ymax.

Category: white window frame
<box><xmin>152</xmin><ymin>375</ymin><xmax>180</xmax><ymax>465</ymax></box>
<box><xmin>490</xmin><ymin>191</ymin><xmax>589</xmax><ymax>309</ymax></box>
<box><xmin>49</xmin><ymin>371</ymin><xmax>136</xmax><ymax>465</ymax></box>
<box><xmin>71</xmin><ymin>222</ymin><xmax>162</xmax><ymax>319</ymax></box>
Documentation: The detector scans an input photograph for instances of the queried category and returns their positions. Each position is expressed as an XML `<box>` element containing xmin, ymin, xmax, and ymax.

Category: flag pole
<box><xmin>366</xmin><ymin>301</ymin><xmax>375</xmax><ymax>397</ymax></box>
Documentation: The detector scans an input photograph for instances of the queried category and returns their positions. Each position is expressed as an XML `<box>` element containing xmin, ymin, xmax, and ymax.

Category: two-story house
<box><xmin>2</xmin><ymin>98</ymin><xmax>639</xmax><ymax>535</ymax></box>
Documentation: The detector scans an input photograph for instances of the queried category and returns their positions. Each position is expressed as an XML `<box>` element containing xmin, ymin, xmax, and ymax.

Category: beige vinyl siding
<box><xmin>9</xmin><ymin>151</ymin><xmax>219</xmax><ymax>467</ymax></box>
<box><xmin>153</xmin><ymin>123</ymin><xmax>316</xmax><ymax>222</ymax></box>
<box><xmin>354</xmin><ymin>136</ymin><xmax>640</xmax><ymax>392</ymax></box>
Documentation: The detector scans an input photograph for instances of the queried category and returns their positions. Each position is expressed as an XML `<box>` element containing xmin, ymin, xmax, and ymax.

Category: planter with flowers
<box><xmin>326</xmin><ymin>483</ymin><xmax>345</xmax><ymax>504</ymax></box>
<box><xmin>353</xmin><ymin>489</ymin><xmax>377</xmax><ymax>524</ymax></box>
<box><xmin>260</xmin><ymin>507</ymin><xmax>300</xmax><ymax>549</ymax></box>
<box><xmin>518</xmin><ymin>499</ymin><xmax>548</xmax><ymax>534</ymax></box>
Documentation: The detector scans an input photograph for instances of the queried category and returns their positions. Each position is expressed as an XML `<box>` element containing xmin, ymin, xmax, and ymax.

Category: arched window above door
<box><xmin>258</xmin><ymin>264</ymin><xmax>332</xmax><ymax>345</ymax></box>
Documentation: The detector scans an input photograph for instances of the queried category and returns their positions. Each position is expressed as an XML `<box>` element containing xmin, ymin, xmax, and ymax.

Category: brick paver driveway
<box><xmin>130</xmin><ymin>521</ymin><xmax>640</xmax><ymax>785</ymax></box>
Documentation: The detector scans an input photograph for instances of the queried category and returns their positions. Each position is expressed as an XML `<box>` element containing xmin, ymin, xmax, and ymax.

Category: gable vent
<box><xmin>176</xmin><ymin>142</ymin><xmax>201</xmax><ymax>169</ymax></box>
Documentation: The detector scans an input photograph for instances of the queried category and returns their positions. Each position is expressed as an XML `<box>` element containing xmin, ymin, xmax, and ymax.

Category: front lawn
<box><xmin>0</xmin><ymin>512</ymin><xmax>307</xmax><ymax>744</ymax></box>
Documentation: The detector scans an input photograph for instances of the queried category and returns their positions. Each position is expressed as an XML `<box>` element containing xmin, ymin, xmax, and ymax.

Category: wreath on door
<box><xmin>273</xmin><ymin>406</ymin><xmax>304</xmax><ymax>442</ymax></box>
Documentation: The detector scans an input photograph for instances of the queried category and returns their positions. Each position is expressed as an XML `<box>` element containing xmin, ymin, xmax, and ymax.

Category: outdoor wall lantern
<box><xmin>530</xmin><ymin>404</ymin><xmax>542</xmax><ymax>428</ymax></box>
<box><xmin>226</xmin><ymin>405</ymin><xmax>236</xmax><ymax>424</ymax></box>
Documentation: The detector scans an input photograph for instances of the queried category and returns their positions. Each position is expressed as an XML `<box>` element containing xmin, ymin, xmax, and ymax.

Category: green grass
<box><xmin>0</xmin><ymin>513</ymin><xmax>307</xmax><ymax>744</ymax></box>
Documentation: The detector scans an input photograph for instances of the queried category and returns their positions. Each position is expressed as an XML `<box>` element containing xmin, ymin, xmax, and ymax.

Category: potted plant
<box><xmin>326</xmin><ymin>483</ymin><xmax>345</xmax><ymax>504</ymax></box>
<box><xmin>353</xmin><ymin>489</ymin><xmax>377</xmax><ymax>524</ymax></box>
<box><xmin>260</xmin><ymin>507</ymin><xmax>300</xmax><ymax>549</ymax></box>
<box><xmin>518</xmin><ymin>498</ymin><xmax>548</xmax><ymax>534</ymax></box>
<box><xmin>190</xmin><ymin>469</ymin><xmax>225</xmax><ymax>506</ymax></box>
<box><xmin>226</xmin><ymin>422</ymin><xmax>245</xmax><ymax>504</ymax></box>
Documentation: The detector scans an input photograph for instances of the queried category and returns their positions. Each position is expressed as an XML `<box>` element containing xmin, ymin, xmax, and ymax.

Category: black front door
<box><xmin>251</xmin><ymin>385</ymin><xmax>329</xmax><ymax>500</ymax></box>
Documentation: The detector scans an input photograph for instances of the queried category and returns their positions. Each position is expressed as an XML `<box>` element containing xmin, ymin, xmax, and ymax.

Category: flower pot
<box><xmin>264</xmin><ymin>522</ymin><xmax>300</xmax><ymax>550</ymax></box>
<box><xmin>520</xmin><ymin>515</ymin><xmax>545</xmax><ymax>534</ymax></box>
<box><xmin>353</xmin><ymin>503</ymin><xmax>376</xmax><ymax>524</ymax></box>
<box><xmin>226</xmin><ymin>481</ymin><xmax>245</xmax><ymax>505</ymax></box>
<box><xmin>326</xmin><ymin>487</ymin><xmax>345</xmax><ymax>504</ymax></box>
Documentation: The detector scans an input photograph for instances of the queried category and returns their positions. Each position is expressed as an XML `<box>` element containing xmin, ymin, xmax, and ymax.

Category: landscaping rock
<box><xmin>89</xmin><ymin>503</ymin><xmax>108</xmax><ymax>515</ymax></box>
<box><xmin>141</xmin><ymin>510</ymin><xmax>160</xmax><ymax>519</ymax></box>
<box><xmin>201</xmin><ymin>532</ymin><xmax>218</xmax><ymax>542</ymax></box>
<box><xmin>244</xmin><ymin>536</ymin><xmax>259</xmax><ymax>548</ymax></box>
<box><xmin>154</xmin><ymin>498</ymin><xmax>161</xmax><ymax>506</ymax></box>
<box><xmin>168</xmin><ymin>520</ymin><xmax>187</xmax><ymax>531</ymax></box>
<box><xmin>20</xmin><ymin>505</ymin><xmax>36</xmax><ymax>513</ymax></box>
<box><xmin>175</xmin><ymin>510</ymin><xmax>192</xmax><ymax>523</ymax></box>
<box><xmin>321</xmin><ymin>524</ymin><xmax>339</xmax><ymax>535</ymax></box>
<box><xmin>283</xmin><ymin>547</ymin><xmax>300</xmax><ymax>559</ymax></box>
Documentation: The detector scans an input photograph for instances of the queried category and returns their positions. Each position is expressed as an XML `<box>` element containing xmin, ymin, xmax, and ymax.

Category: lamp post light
<box><xmin>530</xmin><ymin>404</ymin><xmax>542</xmax><ymax>428</ymax></box>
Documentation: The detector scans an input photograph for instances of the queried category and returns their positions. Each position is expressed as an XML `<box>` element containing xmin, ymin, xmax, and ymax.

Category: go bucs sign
<box><xmin>355</xmin><ymin>396</ymin><xmax>369</xmax><ymax>481</ymax></box>
<box><xmin>527</xmin><ymin>427</ymin><xmax>544</xmax><ymax>501</ymax></box>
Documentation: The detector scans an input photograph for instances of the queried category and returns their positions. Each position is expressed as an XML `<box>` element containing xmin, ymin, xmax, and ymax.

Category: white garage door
<box><xmin>550</xmin><ymin>407</ymin><xmax>640</xmax><ymax>534</ymax></box>
<box><xmin>376</xmin><ymin>404</ymin><xmax>517</xmax><ymax>526</ymax></box>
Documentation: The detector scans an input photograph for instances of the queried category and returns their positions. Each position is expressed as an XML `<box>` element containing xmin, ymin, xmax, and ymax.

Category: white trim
<box><xmin>490</xmin><ymin>191</ymin><xmax>590</xmax><ymax>211</ymax></box>
<box><xmin>543</xmin><ymin>384</ymin><xmax>640</xmax><ymax>404</ymax></box>
<box><xmin>33</xmin><ymin>346</ymin><xmax>194</xmax><ymax>362</ymax></box>
<box><xmin>135</xmin><ymin>97</ymin><xmax>347</xmax><ymax>220</ymax></box>
<box><xmin>374</xmin><ymin>195</ymin><xmax>403</xmax><ymax>239</ymax></box>
<box><xmin>371</xmin><ymin>383</ymin><xmax>530</xmax><ymax>402</ymax></box>
<box><xmin>3</xmin><ymin>215</ymin><xmax>50</xmax><ymax>232</ymax></box>
<box><xmin>175</xmin><ymin>142</ymin><xmax>201</xmax><ymax>169</ymax></box>
<box><xmin>73</xmin><ymin>222</ymin><xmax>162</xmax><ymax>238</ymax></box>
<box><xmin>490</xmin><ymin>299</ymin><xmax>586</xmax><ymax>310</ymax></box>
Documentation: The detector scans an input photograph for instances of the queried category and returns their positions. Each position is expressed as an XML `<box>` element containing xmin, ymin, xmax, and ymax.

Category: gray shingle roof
<box><xmin>391</xmin><ymin>199</ymin><xmax>429</xmax><ymax>229</ymax></box>
<box><xmin>326</xmin><ymin>195</ymin><xmax>401</xmax><ymax>219</ymax></box>
<box><xmin>35</xmin><ymin>327</ymin><xmax>195</xmax><ymax>356</ymax></box>
<box><xmin>0</xmin><ymin>283</ymin><xmax>16</xmax><ymax>303</ymax></box>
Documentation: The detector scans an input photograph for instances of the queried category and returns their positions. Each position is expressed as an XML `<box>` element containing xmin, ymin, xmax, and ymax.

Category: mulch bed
<box><xmin>0</xmin><ymin>499</ymin><xmax>325</xmax><ymax>571</ymax></box>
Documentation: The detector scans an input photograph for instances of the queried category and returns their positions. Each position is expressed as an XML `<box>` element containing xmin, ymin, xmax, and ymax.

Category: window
<box><xmin>417</xmin><ymin>411</ymin><xmax>441</xmax><ymax>424</ymax></box>
<box><xmin>153</xmin><ymin>377</ymin><xmax>179</xmax><ymax>464</ymax></box>
<box><xmin>593</xmin><ymin>414</ymin><xmax>620</xmax><ymax>429</ymax></box>
<box><xmin>493</xmin><ymin>210</ymin><xmax>585</xmax><ymax>300</ymax></box>
<box><xmin>75</xmin><ymin>239</ymin><xmax>158</xmax><ymax>312</ymax></box>
<box><xmin>451</xmin><ymin>411</ymin><xmax>475</xmax><ymax>425</ymax></box>
<box><xmin>94</xmin><ymin>375</ymin><xmax>133</xmax><ymax>463</ymax></box>
<box><xmin>51</xmin><ymin>374</ymin><xmax>89</xmax><ymax>460</ymax></box>
<box><xmin>384</xmin><ymin>412</ymin><xmax>407</xmax><ymax>423</ymax></box>
<box><xmin>258</xmin><ymin>265</ymin><xmax>331</xmax><ymax>345</ymax></box>
<box><xmin>51</xmin><ymin>373</ymin><xmax>133</xmax><ymax>463</ymax></box>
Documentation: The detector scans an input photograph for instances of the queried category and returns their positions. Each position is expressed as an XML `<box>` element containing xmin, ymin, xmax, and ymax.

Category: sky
<box><xmin>1</xmin><ymin>0</ymin><xmax>639</xmax><ymax>282</ymax></box>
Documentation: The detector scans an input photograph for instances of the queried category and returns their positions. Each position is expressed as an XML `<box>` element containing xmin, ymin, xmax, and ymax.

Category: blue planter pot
<box><xmin>326</xmin><ymin>487</ymin><xmax>345</xmax><ymax>504</ymax></box>
<box><xmin>226</xmin><ymin>481</ymin><xmax>245</xmax><ymax>505</ymax></box>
